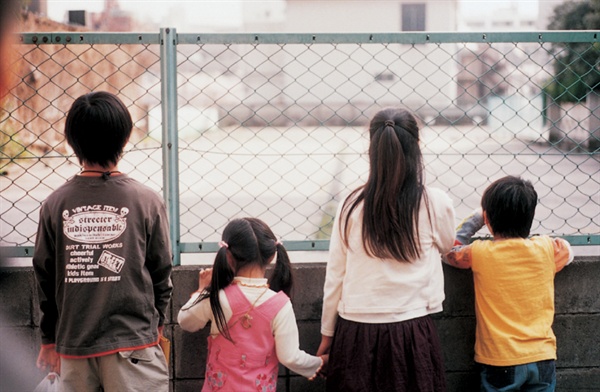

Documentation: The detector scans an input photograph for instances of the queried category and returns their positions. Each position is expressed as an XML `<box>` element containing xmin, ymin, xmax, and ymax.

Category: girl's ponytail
<box><xmin>206</xmin><ymin>246</ymin><xmax>235</xmax><ymax>340</ymax></box>
<box><xmin>341</xmin><ymin>107</ymin><xmax>425</xmax><ymax>262</ymax></box>
<box><xmin>269</xmin><ymin>242</ymin><xmax>294</xmax><ymax>298</ymax></box>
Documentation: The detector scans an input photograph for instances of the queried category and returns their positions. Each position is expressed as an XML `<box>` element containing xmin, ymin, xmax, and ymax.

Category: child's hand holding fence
<box><xmin>455</xmin><ymin>208</ymin><xmax>485</xmax><ymax>245</ymax></box>
<box><xmin>198</xmin><ymin>268</ymin><xmax>213</xmax><ymax>292</ymax></box>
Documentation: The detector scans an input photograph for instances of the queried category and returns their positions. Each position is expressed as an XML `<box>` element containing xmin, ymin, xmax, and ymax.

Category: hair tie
<box><xmin>276</xmin><ymin>240</ymin><xmax>283</xmax><ymax>246</ymax></box>
<box><xmin>384</xmin><ymin>120</ymin><xmax>395</xmax><ymax>128</ymax></box>
<box><xmin>218</xmin><ymin>241</ymin><xmax>229</xmax><ymax>249</ymax></box>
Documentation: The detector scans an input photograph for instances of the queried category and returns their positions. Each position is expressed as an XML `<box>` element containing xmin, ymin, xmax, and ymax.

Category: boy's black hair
<box><xmin>481</xmin><ymin>175</ymin><xmax>538</xmax><ymax>239</ymax></box>
<box><xmin>65</xmin><ymin>91</ymin><xmax>132</xmax><ymax>168</ymax></box>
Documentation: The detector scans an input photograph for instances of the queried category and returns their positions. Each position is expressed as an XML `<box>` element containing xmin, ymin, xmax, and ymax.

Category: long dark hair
<box><xmin>199</xmin><ymin>217</ymin><xmax>293</xmax><ymax>341</ymax></box>
<box><xmin>341</xmin><ymin>107</ymin><xmax>427</xmax><ymax>261</ymax></box>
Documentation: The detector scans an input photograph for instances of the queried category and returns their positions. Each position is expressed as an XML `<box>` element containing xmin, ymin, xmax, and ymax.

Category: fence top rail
<box><xmin>1</xmin><ymin>235</ymin><xmax>598</xmax><ymax>258</ymax></box>
<box><xmin>18</xmin><ymin>32</ymin><xmax>160</xmax><ymax>45</ymax></box>
<box><xmin>17</xmin><ymin>30</ymin><xmax>600</xmax><ymax>45</ymax></box>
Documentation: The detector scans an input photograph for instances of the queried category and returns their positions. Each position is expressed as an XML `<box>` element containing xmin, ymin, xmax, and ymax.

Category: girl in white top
<box><xmin>317</xmin><ymin>108</ymin><xmax>455</xmax><ymax>392</ymax></box>
<box><xmin>178</xmin><ymin>218</ymin><xmax>324</xmax><ymax>391</ymax></box>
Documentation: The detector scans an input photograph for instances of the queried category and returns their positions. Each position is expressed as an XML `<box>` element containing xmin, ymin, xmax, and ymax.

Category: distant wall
<box><xmin>1</xmin><ymin>255</ymin><xmax>599</xmax><ymax>391</ymax></box>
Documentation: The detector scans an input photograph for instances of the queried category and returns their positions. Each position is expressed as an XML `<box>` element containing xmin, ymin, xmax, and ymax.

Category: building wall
<box><xmin>284</xmin><ymin>0</ymin><xmax>457</xmax><ymax>32</ymax></box>
<box><xmin>233</xmin><ymin>0</ymin><xmax>462</xmax><ymax>124</ymax></box>
<box><xmin>1</xmin><ymin>255</ymin><xmax>599</xmax><ymax>391</ymax></box>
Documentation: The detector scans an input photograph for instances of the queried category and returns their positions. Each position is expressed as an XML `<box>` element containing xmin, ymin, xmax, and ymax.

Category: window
<box><xmin>68</xmin><ymin>10</ymin><xmax>87</xmax><ymax>26</ymax></box>
<box><xmin>402</xmin><ymin>4</ymin><xmax>426</xmax><ymax>31</ymax></box>
<box><xmin>375</xmin><ymin>72</ymin><xmax>396</xmax><ymax>82</ymax></box>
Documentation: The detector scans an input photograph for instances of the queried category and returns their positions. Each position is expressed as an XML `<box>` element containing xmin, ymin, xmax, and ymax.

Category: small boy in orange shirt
<box><xmin>444</xmin><ymin>175</ymin><xmax>573</xmax><ymax>391</ymax></box>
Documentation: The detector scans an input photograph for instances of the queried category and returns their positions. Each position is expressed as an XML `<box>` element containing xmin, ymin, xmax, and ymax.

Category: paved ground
<box><xmin>1</xmin><ymin>124</ymin><xmax>598</xmax><ymax>266</ymax></box>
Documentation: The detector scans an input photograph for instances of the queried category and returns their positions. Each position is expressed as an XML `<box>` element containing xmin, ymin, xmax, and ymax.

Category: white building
<box><xmin>282</xmin><ymin>0</ymin><xmax>457</xmax><ymax>33</ymax></box>
<box><xmin>220</xmin><ymin>0</ymin><xmax>462</xmax><ymax>125</ymax></box>
<box><xmin>459</xmin><ymin>0</ymin><xmax>567</xmax><ymax>31</ymax></box>
<box><xmin>460</xmin><ymin>1</ymin><xmax>536</xmax><ymax>31</ymax></box>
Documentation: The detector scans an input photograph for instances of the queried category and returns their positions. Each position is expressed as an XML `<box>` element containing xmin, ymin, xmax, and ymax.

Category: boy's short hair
<box><xmin>481</xmin><ymin>175</ymin><xmax>537</xmax><ymax>238</ymax></box>
<box><xmin>65</xmin><ymin>91</ymin><xmax>132</xmax><ymax>168</ymax></box>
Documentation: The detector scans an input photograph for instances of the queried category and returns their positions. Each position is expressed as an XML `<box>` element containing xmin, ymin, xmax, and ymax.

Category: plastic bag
<box><xmin>33</xmin><ymin>373</ymin><xmax>60</xmax><ymax>392</ymax></box>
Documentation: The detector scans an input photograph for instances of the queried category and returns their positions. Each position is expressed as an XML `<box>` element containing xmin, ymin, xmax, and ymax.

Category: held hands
<box><xmin>309</xmin><ymin>353</ymin><xmax>329</xmax><ymax>381</ymax></box>
<box><xmin>36</xmin><ymin>345</ymin><xmax>60</xmax><ymax>375</ymax></box>
<box><xmin>317</xmin><ymin>354</ymin><xmax>329</xmax><ymax>379</ymax></box>
<box><xmin>314</xmin><ymin>335</ymin><xmax>333</xmax><ymax>379</ymax></box>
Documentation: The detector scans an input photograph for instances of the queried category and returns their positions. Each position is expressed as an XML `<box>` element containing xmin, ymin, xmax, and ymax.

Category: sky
<box><xmin>46</xmin><ymin>0</ymin><xmax>247</xmax><ymax>30</ymax></box>
<box><xmin>45</xmin><ymin>0</ymin><xmax>541</xmax><ymax>31</ymax></box>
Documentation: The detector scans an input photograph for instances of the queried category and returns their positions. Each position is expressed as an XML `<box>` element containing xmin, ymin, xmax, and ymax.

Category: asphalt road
<box><xmin>1</xmin><ymin>124</ymin><xmax>598</xmax><ymax>266</ymax></box>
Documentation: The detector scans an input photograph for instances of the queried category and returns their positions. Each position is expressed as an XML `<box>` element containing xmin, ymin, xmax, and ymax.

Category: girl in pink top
<box><xmin>178</xmin><ymin>218</ymin><xmax>325</xmax><ymax>391</ymax></box>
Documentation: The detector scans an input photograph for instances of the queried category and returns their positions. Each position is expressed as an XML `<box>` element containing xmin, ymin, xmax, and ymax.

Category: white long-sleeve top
<box><xmin>178</xmin><ymin>276</ymin><xmax>322</xmax><ymax>378</ymax></box>
<box><xmin>321</xmin><ymin>187</ymin><xmax>456</xmax><ymax>337</ymax></box>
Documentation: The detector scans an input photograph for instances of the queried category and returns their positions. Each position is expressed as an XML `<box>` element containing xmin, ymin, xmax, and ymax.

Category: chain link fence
<box><xmin>1</xmin><ymin>31</ymin><xmax>599</xmax><ymax>264</ymax></box>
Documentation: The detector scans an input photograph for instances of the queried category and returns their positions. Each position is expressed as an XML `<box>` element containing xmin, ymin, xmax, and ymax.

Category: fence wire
<box><xmin>1</xmin><ymin>31</ymin><xmax>599</xmax><ymax>263</ymax></box>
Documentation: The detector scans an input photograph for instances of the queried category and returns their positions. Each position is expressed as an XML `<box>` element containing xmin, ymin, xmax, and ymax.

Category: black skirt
<box><xmin>326</xmin><ymin>315</ymin><xmax>447</xmax><ymax>392</ymax></box>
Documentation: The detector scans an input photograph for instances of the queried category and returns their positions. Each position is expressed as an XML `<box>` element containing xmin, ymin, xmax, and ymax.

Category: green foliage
<box><xmin>546</xmin><ymin>0</ymin><xmax>600</xmax><ymax>102</ymax></box>
<box><xmin>0</xmin><ymin>105</ymin><xmax>29</xmax><ymax>165</ymax></box>
<box><xmin>0</xmin><ymin>128</ymin><xmax>29</xmax><ymax>168</ymax></box>
<box><xmin>315</xmin><ymin>203</ymin><xmax>336</xmax><ymax>240</ymax></box>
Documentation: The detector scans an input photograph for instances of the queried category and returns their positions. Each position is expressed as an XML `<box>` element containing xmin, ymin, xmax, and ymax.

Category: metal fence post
<box><xmin>160</xmin><ymin>27</ymin><xmax>181</xmax><ymax>266</ymax></box>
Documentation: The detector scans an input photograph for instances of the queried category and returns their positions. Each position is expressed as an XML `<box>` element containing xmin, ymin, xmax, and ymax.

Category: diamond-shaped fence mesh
<box><xmin>1</xmin><ymin>31</ymin><xmax>599</xmax><ymax>264</ymax></box>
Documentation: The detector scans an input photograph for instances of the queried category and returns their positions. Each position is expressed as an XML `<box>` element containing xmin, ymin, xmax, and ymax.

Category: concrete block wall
<box><xmin>1</xmin><ymin>255</ymin><xmax>599</xmax><ymax>391</ymax></box>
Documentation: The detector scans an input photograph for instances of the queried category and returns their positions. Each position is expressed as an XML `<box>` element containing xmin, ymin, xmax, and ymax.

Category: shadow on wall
<box><xmin>0</xmin><ymin>314</ymin><xmax>43</xmax><ymax>391</ymax></box>
<box><xmin>0</xmin><ymin>270</ymin><xmax>44</xmax><ymax>391</ymax></box>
